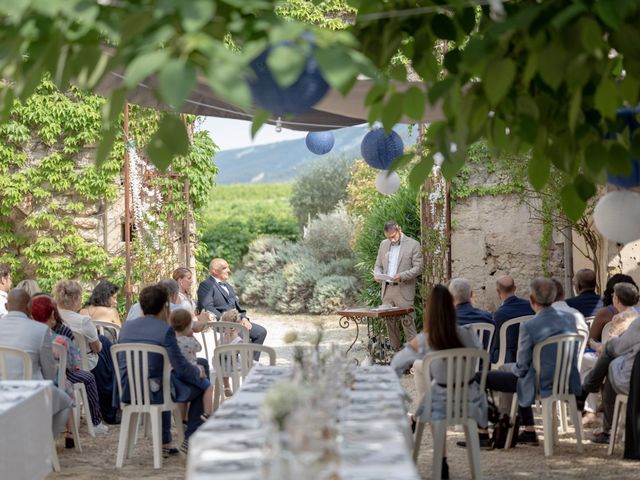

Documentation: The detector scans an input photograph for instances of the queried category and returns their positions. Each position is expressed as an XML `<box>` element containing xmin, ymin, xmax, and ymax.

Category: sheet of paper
<box><xmin>373</xmin><ymin>272</ymin><xmax>394</xmax><ymax>282</ymax></box>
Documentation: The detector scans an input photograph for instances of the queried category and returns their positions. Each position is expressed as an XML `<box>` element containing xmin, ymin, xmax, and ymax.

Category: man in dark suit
<box><xmin>448</xmin><ymin>278</ymin><xmax>494</xmax><ymax>326</ymax></box>
<box><xmin>118</xmin><ymin>285</ymin><xmax>207</xmax><ymax>454</ymax></box>
<box><xmin>196</xmin><ymin>258</ymin><xmax>267</xmax><ymax>360</ymax></box>
<box><xmin>566</xmin><ymin>268</ymin><xmax>603</xmax><ymax>317</ymax></box>
<box><xmin>491</xmin><ymin>275</ymin><xmax>535</xmax><ymax>364</ymax></box>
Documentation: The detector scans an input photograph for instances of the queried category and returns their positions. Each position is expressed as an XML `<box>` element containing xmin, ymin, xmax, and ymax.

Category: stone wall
<box><xmin>450</xmin><ymin>165</ymin><xmax>566</xmax><ymax>312</ymax></box>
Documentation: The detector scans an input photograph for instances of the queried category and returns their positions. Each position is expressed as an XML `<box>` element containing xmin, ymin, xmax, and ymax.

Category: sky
<box><xmin>199</xmin><ymin>116</ymin><xmax>308</xmax><ymax>151</ymax></box>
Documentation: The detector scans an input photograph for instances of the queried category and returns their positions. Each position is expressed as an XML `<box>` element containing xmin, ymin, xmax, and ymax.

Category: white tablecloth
<box><xmin>187</xmin><ymin>365</ymin><xmax>419</xmax><ymax>480</ymax></box>
<box><xmin>0</xmin><ymin>380</ymin><xmax>54</xmax><ymax>480</ymax></box>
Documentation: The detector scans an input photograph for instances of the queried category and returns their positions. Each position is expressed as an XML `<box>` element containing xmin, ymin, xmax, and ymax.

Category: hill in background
<box><xmin>214</xmin><ymin>124</ymin><xmax>419</xmax><ymax>184</ymax></box>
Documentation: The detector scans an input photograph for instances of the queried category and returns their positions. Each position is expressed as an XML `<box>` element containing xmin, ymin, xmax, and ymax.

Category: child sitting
<box><xmin>170</xmin><ymin>309</ymin><xmax>214</xmax><ymax>421</ymax></box>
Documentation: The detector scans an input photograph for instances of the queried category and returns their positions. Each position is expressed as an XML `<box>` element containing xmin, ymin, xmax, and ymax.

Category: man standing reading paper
<box><xmin>374</xmin><ymin>220</ymin><xmax>423</xmax><ymax>349</ymax></box>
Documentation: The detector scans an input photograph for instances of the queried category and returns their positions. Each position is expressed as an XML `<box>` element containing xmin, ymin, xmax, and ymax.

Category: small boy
<box><xmin>169</xmin><ymin>309</ymin><xmax>213</xmax><ymax>421</ymax></box>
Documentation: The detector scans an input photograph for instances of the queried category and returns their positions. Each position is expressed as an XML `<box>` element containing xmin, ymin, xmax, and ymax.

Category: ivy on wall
<box><xmin>0</xmin><ymin>78</ymin><xmax>218</xmax><ymax>292</ymax></box>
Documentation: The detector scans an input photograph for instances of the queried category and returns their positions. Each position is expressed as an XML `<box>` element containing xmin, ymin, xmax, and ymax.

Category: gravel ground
<box><xmin>49</xmin><ymin>309</ymin><xmax>636</xmax><ymax>479</ymax></box>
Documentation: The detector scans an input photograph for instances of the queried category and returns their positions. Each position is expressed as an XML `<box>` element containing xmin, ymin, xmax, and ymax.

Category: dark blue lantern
<box><xmin>305</xmin><ymin>131</ymin><xmax>335</xmax><ymax>155</ymax></box>
<box><xmin>361</xmin><ymin>128</ymin><xmax>404</xmax><ymax>170</ymax></box>
<box><xmin>607</xmin><ymin>107</ymin><xmax>640</xmax><ymax>188</ymax></box>
<box><xmin>248</xmin><ymin>41</ymin><xmax>329</xmax><ymax>115</ymax></box>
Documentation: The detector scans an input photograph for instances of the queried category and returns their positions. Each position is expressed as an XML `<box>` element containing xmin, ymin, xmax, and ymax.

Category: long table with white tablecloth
<box><xmin>187</xmin><ymin>365</ymin><xmax>419</xmax><ymax>480</ymax></box>
<box><xmin>0</xmin><ymin>380</ymin><xmax>55</xmax><ymax>480</ymax></box>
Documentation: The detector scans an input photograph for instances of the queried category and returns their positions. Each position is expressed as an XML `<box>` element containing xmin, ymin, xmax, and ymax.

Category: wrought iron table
<box><xmin>336</xmin><ymin>306</ymin><xmax>415</xmax><ymax>364</ymax></box>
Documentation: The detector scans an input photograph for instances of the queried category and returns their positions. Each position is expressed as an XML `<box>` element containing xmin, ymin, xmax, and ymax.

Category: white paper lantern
<box><xmin>593</xmin><ymin>191</ymin><xmax>640</xmax><ymax>244</ymax></box>
<box><xmin>375</xmin><ymin>171</ymin><xmax>401</xmax><ymax>195</ymax></box>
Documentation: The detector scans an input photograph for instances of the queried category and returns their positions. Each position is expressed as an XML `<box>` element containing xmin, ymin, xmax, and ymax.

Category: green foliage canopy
<box><xmin>2</xmin><ymin>1</ymin><xmax>640</xmax><ymax>220</ymax></box>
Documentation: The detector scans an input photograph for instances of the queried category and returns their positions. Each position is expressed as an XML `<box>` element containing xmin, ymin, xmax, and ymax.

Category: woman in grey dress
<box><xmin>391</xmin><ymin>284</ymin><xmax>488</xmax><ymax>479</ymax></box>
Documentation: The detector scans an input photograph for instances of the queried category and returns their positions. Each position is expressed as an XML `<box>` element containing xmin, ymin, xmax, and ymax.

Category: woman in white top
<box><xmin>173</xmin><ymin>267</ymin><xmax>196</xmax><ymax>313</ymax></box>
<box><xmin>54</xmin><ymin>280</ymin><xmax>102</xmax><ymax>370</ymax></box>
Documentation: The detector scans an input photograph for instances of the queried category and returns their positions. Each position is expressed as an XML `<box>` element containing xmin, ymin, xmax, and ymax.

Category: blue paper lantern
<box><xmin>607</xmin><ymin>107</ymin><xmax>640</xmax><ymax>188</ymax></box>
<box><xmin>248</xmin><ymin>42</ymin><xmax>329</xmax><ymax>115</ymax></box>
<box><xmin>305</xmin><ymin>131</ymin><xmax>335</xmax><ymax>155</ymax></box>
<box><xmin>361</xmin><ymin>128</ymin><xmax>404</xmax><ymax>170</ymax></box>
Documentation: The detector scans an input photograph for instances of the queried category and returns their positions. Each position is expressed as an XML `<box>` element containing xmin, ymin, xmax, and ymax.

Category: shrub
<box><xmin>309</xmin><ymin>275</ymin><xmax>359</xmax><ymax>314</ymax></box>
<box><xmin>290</xmin><ymin>156</ymin><xmax>353</xmax><ymax>225</ymax></box>
<box><xmin>303</xmin><ymin>205</ymin><xmax>357</xmax><ymax>261</ymax></box>
<box><xmin>235</xmin><ymin>207</ymin><xmax>361</xmax><ymax>314</ymax></box>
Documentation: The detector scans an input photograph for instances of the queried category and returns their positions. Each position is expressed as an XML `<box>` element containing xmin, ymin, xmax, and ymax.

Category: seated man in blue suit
<box><xmin>118</xmin><ymin>285</ymin><xmax>207</xmax><ymax>455</ymax></box>
<box><xmin>566</xmin><ymin>268</ymin><xmax>603</xmax><ymax>318</ymax></box>
<box><xmin>448</xmin><ymin>278</ymin><xmax>494</xmax><ymax>350</ymax></box>
<box><xmin>486</xmin><ymin>278</ymin><xmax>582</xmax><ymax>445</ymax></box>
<box><xmin>197</xmin><ymin>258</ymin><xmax>267</xmax><ymax>361</ymax></box>
<box><xmin>490</xmin><ymin>275</ymin><xmax>535</xmax><ymax>364</ymax></box>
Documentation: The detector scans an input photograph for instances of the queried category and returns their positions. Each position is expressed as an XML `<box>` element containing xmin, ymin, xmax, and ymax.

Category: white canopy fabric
<box><xmin>96</xmin><ymin>71</ymin><xmax>443</xmax><ymax>131</ymax></box>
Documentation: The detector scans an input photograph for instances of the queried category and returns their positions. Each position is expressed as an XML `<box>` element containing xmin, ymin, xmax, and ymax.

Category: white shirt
<box><xmin>214</xmin><ymin>277</ymin><xmax>229</xmax><ymax>295</ymax></box>
<box><xmin>177</xmin><ymin>292</ymin><xmax>196</xmax><ymax>313</ymax></box>
<box><xmin>552</xmin><ymin>300</ymin><xmax>589</xmax><ymax>331</ymax></box>
<box><xmin>387</xmin><ymin>238</ymin><xmax>402</xmax><ymax>277</ymax></box>
<box><xmin>58</xmin><ymin>308</ymin><xmax>100</xmax><ymax>370</ymax></box>
<box><xmin>0</xmin><ymin>290</ymin><xmax>7</xmax><ymax>318</ymax></box>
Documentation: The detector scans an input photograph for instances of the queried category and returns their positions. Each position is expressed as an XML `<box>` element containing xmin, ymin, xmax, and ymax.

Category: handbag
<box><xmin>487</xmin><ymin>392</ymin><xmax>519</xmax><ymax>449</ymax></box>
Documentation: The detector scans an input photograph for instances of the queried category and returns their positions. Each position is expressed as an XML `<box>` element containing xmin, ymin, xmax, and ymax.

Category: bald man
<box><xmin>566</xmin><ymin>268</ymin><xmax>603</xmax><ymax>317</ymax></box>
<box><xmin>0</xmin><ymin>289</ymin><xmax>72</xmax><ymax>435</ymax></box>
<box><xmin>196</xmin><ymin>258</ymin><xmax>267</xmax><ymax>360</ymax></box>
<box><xmin>490</xmin><ymin>275</ymin><xmax>534</xmax><ymax>364</ymax></box>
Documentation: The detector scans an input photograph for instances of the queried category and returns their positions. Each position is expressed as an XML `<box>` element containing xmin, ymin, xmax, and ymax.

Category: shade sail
<box><xmin>96</xmin><ymin>71</ymin><xmax>444</xmax><ymax>132</ymax></box>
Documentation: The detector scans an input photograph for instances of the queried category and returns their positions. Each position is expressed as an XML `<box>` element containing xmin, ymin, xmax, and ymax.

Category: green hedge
<box><xmin>198</xmin><ymin>184</ymin><xmax>299</xmax><ymax>269</ymax></box>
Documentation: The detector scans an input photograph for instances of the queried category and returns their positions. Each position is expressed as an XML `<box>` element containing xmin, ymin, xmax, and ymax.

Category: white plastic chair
<box><xmin>505</xmin><ymin>333</ymin><xmax>584</xmax><ymax>457</ymax></box>
<box><xmin>212</xmin><ymin>344</ymin><xmax>276</xmax><ymax>408</ymax></box>
<box><xmin>413</xmin><ymin>348</ymin><xmax>489</xmax><ymax>480</ymax></box>
<box><xmin>0</xmin><ymin>345</ymin><xmax>33</xmax><ymax>380</ymax></box>
<box><xmin>94</xmin><ymin>320</ymin><xmax>121</xmax><ymax>341</ymax></box>
<box><xmin>200</xmin><ymin>321</ymin><xmax>250</xmax><ymax>367</ymax></box>
<box><xmin>584</xmin><ymin>316</ymin><xmax>595</xmax><ymax>328</ymax></box>
<box><xmin>111</xmin><ymin>343</ymin><xmax>184</xmax><ymax>469</ymax></box>
<box><xmin>492</xmin><ymin>315</ymin><xmax>534</xmax><ymax>369</ymax></box>
<box><xmin>0</xmin><ymin>346</ymin><xmax>61</xmax><ymax>471</ymax></box>
<box><xmin>468</xmin><ymin>322</ymin><xmax>495</xmax><ymax>353</ymax></box>
<box><xmin>558</xmin><ymin>327</ymin><xmax>590</xmax><ymax>433</ymax></box>
<box><xmin>70</xmin><ymin>329</ymin><xmax>91</xmax><ymax>371</ymax></box>
<box><xmin>51</xmin><ymin>342</ymin><xmax>82</xmax><ymax>452</ymax></box>
<box><xmin>608</xmin><ymin>393</ymin><xmax>628</xmax><ymax>455</ymax></box>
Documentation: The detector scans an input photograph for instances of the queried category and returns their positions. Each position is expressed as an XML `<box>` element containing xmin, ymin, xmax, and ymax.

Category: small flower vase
<box><xmin>264</xmin><ymin>428</ymin><xmax>294</xmax><ymax>480</ymax></box>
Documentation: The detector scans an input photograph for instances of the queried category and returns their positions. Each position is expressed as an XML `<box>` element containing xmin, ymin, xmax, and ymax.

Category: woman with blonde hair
<box><xmin>54</xmin><ymin>280</ymin><xmax>119</xmax><ymax>424</ymax></box>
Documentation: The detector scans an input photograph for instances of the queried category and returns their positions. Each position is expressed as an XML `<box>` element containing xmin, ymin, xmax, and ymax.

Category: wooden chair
<box><xmin>51</xmin><ymin>342</ymin><xmax>82</xmax><ymax>452</ymax></box>
<box><xmin>505</xmin><ymin>333</ymin><xmax>584</xmax><ymax>457</ymax></box>
<box><xmin>413</xmin><ymin>348</ymin><xmax>489</xmax><ymax>480</ymax></box>
<box><xmin>0</xmin><ymin>346</ymin><xmax>60</xmax><ymax>471</ymax></box>
<box><xmin>492</xmin><ymin>315</ymin><xmax>534</xmax><ymax>369</ymax></box>
<box><xmin>212</xmin><ymin>344</ymin><xmax>276</xmax><ymax>408</ymax></box>
<box><xmin>111</xmin><ymin>343</ymin><xmax>184</xmax><ymax>469</ymax></box>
